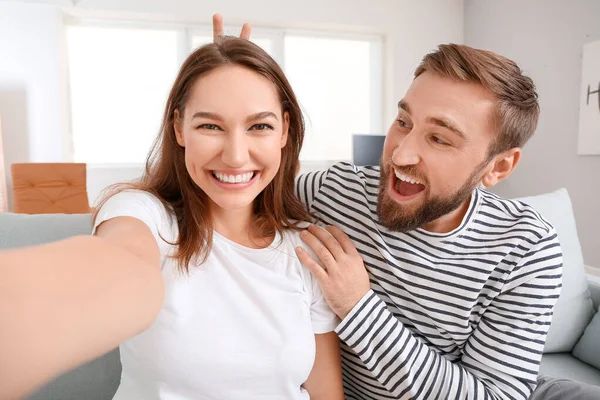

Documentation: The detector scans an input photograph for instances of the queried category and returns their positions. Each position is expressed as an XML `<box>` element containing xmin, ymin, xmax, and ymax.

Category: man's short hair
<box><xmin>415</xmin><ymin>44</ymin><xmax>540</xmax><ymax>156</ymax></box>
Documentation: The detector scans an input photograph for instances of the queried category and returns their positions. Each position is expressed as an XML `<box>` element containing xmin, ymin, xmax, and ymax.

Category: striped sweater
<box><xmin>296</xmin><ymin>163</ymin><xmax>563</xmax><ymax>400</ymax></box>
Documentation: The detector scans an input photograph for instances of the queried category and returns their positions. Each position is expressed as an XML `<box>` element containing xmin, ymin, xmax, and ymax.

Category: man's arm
<box><xmin>297</xmin><ymin>225</ymin><xmax>562</xmax><ymax>400</ymax></box>
<box><xmin>295</xmin><ymin>170</ymin><xmax>330</xmax><ymax>211</ymax></box>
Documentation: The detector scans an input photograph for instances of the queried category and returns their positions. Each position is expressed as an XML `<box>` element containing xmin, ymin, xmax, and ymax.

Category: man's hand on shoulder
<box><xmin>295</xmin><ymin>224</ymin><xmax>371</xmax><ymax>319</ymax></box>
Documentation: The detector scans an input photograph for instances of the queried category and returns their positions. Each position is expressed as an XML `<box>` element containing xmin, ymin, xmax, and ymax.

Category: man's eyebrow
<box><xmin>398</xmin><ymin>100</ymin><xmax>466</xmax><ymax>140</ymax></box>
<box><xmin>398</xmin><ymin>100</ymin><xmax>410</xmax><ymax>114</ymax></box>
<box><xmin>426</xmin><ymin>116</ymin><xmax>466</xmax><ymax>140</ymax></box>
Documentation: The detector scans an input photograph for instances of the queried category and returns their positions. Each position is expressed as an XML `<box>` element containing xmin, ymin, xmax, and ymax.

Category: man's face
<box><xmin>378</xmin><ymin>72</ymin><xmax>497</xmax><ymax>232</ymax></box>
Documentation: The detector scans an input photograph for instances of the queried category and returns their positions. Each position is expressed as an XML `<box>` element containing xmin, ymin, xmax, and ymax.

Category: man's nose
<box><xmin>391</xmin><ymin>132</ymin><xmax>421</xmax><ymax>167</ymax></box>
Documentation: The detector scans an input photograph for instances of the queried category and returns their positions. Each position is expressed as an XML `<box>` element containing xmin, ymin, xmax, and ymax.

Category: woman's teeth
<box><xmin>212</xmin><ymin>171</ymin><xmax>254</xmax><ymax>183</ymax></box>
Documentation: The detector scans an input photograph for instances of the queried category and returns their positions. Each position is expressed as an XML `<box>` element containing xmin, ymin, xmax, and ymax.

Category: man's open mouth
<box><xmin>393</xmin><ymin>170</ymin><xmax>426</xmax><ymax>197</ymax></box>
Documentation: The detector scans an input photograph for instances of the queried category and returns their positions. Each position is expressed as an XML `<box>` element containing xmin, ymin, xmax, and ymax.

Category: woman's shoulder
<box><xmin>100</xmin><ymin>189</ymin><xmax>172</xmax><ymax>218</ymax></box>
<box><xmin>279</xmin><ymin>222</ymin><xmax>313</xmax><ymax>255</ymax></box>
<box><xmin>279</xmin><ymin>225</ymin><xmax>341</xmax><ymax>333</ymax></box>
<box><xmin>278</xmin><ymin>224</ymin><xmax>317</xmax><ymax>281</ymax></box>
<box><xmin>94</xmin><ymin>189</ymin><xmax>177</xmax><ymax>242</ymax></box>
<box><xmin>103</xmin><ymin>188</ymin><xmax>165</xmax><ymax>207</ymax></box>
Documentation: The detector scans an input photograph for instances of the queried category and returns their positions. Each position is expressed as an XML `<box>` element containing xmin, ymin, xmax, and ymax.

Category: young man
<box><xmin>294</xmin><ymin>43</ymin><xmax>562</xmax><ymax>400</ymax></box>
<box><xmin>213</xmin><ymin>14</ymin><xmax>600</xmax><ymax>400</ymax></box>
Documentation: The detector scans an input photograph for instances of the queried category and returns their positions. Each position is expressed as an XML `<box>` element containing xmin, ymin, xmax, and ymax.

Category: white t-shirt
<box><xmin>93</xmin><ymin>190</ymin><xmax>339</xmax><ymax>400</ymax></box>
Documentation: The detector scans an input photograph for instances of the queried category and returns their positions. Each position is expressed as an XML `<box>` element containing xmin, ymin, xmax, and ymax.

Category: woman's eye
<box><xmin>198</xmin><ymin>124</ymin><xmax>221</xmax><ymax>130</ymax></box>
<box><xmin>249</xmin><ymin>123</ymin><xmax>274</xmax><ymax>131</ymax></box>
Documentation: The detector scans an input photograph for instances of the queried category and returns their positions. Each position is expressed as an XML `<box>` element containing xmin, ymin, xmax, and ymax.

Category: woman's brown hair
<box><xmin>94</xmin><ymin>37</ymin><xmax>310</xmax><ymax>273</ymax></box>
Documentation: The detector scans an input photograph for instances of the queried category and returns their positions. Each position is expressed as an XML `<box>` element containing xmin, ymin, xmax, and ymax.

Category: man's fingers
<box><xmin>212</xmin><ymin>13</ymin><xmax>224</xmax><ymax>42</ymax></box>
<box><xmin>300</xmin><ymin>230</ymin><xmax>337</xmax><ymax>269</ymax></box>
<box><xmin>240</xmin><ymin>23</ymin><xmax>252</xmax><ymax>40</ymax></box>
<box><xmin>213</xmin><ymin>14</ymin><xmax>251</xmax><ymax>41</ymax></box>
<box><xmin>326</xmin><ymin>226</ymin><xmax>359</xmax><ymax>256</ymax></box>
<box><xmin>307</xmin><ymin>224</ymin><xmax>345</xmax><ymax>260</ymax></box>
<box><xmin>295</xmin><ymin>246</ymin><xmax>328</xmax><ymax>281</ymax></box>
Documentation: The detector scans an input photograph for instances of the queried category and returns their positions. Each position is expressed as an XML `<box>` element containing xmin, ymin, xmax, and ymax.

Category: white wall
<box><xmin>0</xmin><ymin>1</ymin><xmax>70</xmax><ymax>209</ymax></box>
<box><xmin>0</xmin><ymin>0</ymin><xmax>463</xmax><ymax>206</ymax></box>
<box><xmin>465</xmin><ymin>0</ymin><xmax>600</xmax><ymax>267</ymax></box>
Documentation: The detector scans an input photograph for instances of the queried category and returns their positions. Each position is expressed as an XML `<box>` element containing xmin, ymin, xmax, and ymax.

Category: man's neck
<box><xmin>421</xmin><ymin>195</ymin><xmax>472</xmax><ymax>234</ymax></box>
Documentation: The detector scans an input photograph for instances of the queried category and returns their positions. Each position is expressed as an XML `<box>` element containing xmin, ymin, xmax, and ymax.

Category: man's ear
<box><xmin>481</xmin><ymin>148</ymin><xmax>521</xmax><ymax>188</ymax></box>
<box><xmin>281</xmin><ymin>111</ymin><xmax>289</xmax><ymax>148</ymax></box>
<box><xmin>174</xmin><ymin>109</ymin><xmax>185</xmax><ymax>147</ymax></box>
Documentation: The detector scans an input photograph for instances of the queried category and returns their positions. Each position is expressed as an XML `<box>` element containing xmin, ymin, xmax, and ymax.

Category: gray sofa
<box><xmin>0</xmin><ymin>188</ymin><xmax>599</xmax><ymax>399</ymax></box>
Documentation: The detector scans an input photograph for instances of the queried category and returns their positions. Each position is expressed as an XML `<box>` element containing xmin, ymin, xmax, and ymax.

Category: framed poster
<box><xmin>578</xmin><ymin>39</ymin><xmax>600</xmax><ymax>155</ymax></box>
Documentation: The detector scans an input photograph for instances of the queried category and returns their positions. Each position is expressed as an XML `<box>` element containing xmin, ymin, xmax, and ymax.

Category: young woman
<box><xmin>0</xmin><ymin>37</ymin><xmax>343</xmax><ymax>400</ymax></box>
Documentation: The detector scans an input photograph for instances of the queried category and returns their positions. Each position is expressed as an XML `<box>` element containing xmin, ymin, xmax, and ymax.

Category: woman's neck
<box><xmin>211</xmin><ymin>205</ymin><xmax>273</xmax><ymax>249</ymax></box>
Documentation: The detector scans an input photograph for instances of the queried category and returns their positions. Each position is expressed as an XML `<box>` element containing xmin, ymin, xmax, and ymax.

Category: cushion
<box><xmin>27</xmin><ymin>348</ymin><xmax>121</xmax><ymax>400</ymax></box>
<box><xmin>572</xmin><ymin>309</ymin><xmax>600</xmax><ymax>369</ymax></box>
<box><xmin>0</xmin><ymin>212</ymin><xmax>120</xmax><ymax>399</ymax></box>
<box><xmin>589</xmin><ymin>275</ymin><xmax>600</xmax><ymax>311</ymax></box>
<box><xmin>539</xmin><ymin>353</ymin><xmax>600</xmax><ymax>386</ymax></box>
<box><xmin>515</xmin><ymin>188</ymin><xmax>594</xmax><ymax>353</ymax></box>
<box><xmin>11</xmin><ymin>163</ymin><xmax>90</xmax><ymax>214</ymax></box>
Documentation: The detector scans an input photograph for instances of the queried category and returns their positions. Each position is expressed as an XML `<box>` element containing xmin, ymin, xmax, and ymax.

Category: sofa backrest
<box><xmin>0</xmin><ymin>212</ymin><xmax>122</xmax><ymax>400</ymax></box>
<box><xmin>515</xmin><ymin>188</ymin><xmax>595</xmax><ymax>353</ymax></box>
<box><xmin>0</xmin><ymin>187</ymin><xmax>594</xmax><ymax>398</ymax></box>
<box><xmin>0</xmin><ymin>212</ymin><xmax>93</xmax><ymax>249</ymax></box>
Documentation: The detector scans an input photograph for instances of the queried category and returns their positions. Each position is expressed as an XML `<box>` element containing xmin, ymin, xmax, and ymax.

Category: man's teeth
<box><xmin>213</xmin><ymin>172</ymin><xmax>254</xmax><ymax>183</ymax></box>
<box><xmin>394</xmin><ymin>170</ymin><xmax>423</xmax><ymax>185</ymax></box>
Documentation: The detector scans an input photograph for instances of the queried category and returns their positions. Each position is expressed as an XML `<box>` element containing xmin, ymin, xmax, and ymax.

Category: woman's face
<box><xmin>174</xmin><ymin>65</ymin><xmax>289</xmax><ymax>215</ymax></box>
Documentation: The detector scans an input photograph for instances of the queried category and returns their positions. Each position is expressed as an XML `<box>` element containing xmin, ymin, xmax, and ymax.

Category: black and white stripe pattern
<box><xmin>296</xmin><ymin>163</ymin><xmax>562</xmax><ymax>400</ymax></box>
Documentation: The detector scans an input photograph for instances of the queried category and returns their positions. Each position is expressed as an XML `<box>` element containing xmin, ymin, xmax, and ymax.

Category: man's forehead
<box><xmin>423</xmin><ymin>72</ymin><xmax>492</xmax><ymax>100</ymax></box>
<box><xmin>401</xmin><ymin>75</ymin><xmax>495</xmax><ymax>120</ymax></box>
<box><xmin>398</xmin><ymin>94</ymin><xmax>496</xmax><ymax>142</ymax></box>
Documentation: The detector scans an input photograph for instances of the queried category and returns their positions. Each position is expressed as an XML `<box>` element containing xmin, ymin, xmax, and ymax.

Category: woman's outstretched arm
<box><xmin>0</xmin><ymin>217</ymin><xmax>164</xmax><ymax>399</ymax></box>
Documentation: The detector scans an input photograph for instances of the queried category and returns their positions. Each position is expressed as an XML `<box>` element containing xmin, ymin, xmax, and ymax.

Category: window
<box><xmin>284</xmin><ymin>35</ymin><xmax>378</xmax><ymax>161</ymax></box>
<box><xmin>66</xmin><ymin>21</ymin><xmax>382</xmax><ymax>164</ymax></box>
<box><xmin>67</xmin><ymin>25</ymin><xmax>180</xmax><ymax>164</ymax></box>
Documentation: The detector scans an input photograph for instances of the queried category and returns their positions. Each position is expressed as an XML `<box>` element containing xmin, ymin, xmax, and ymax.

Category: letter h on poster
<box><xmin>578</xmin><ymin>39</ymin><xmax>600</xmax><ymax>155</ymax></box>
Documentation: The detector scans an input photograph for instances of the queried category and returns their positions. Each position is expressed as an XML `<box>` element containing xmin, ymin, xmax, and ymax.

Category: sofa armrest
<box><xmin>586</xmin><ymin>269</ymin><xmax>600</xmax><ymax>311</ymax></box>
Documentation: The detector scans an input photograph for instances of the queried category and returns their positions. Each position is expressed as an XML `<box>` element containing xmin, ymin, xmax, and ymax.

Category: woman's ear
<box><xmin>174</xmin><ymin>109</ymin><xmax>185</xmax><ymax>147</ymax></box>
<box><xmin>281</xmin><ymin>112</ymin><xmax>289</xmax><ymax>148</ymax></box>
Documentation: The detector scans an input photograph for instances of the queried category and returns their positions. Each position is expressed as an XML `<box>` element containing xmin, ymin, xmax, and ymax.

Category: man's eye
<box><xmin>249</xmin><ymin>123</ymin><xmax>274</xmax><ymax>131</ymax></box>
<box><xmin>432</xmin><ymin>136</ymin><xmax>449</xmax><ymax>146</ymax></box>
<box><xmin>396</xmin><ymin>119</ymin><xmax>411</xmax><ymax>129</ymax></box>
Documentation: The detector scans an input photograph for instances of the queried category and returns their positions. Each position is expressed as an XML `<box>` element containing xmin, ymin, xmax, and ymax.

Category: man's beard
<box><xmin>376</xmin><ymin>159</ymin><xmax>487</xmax><ymax>233</ymax></box>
